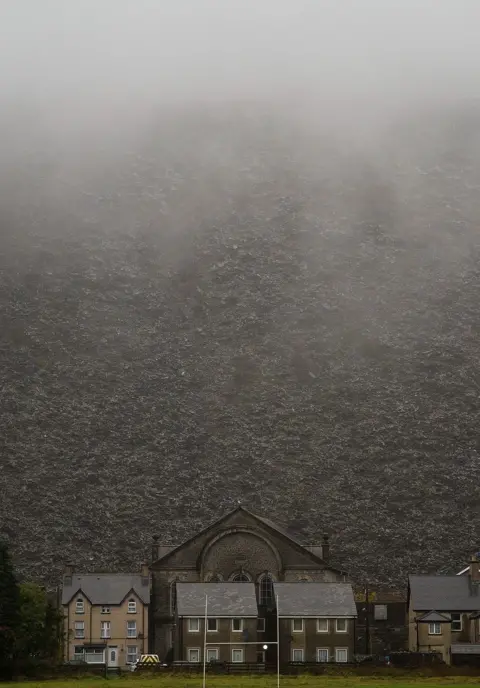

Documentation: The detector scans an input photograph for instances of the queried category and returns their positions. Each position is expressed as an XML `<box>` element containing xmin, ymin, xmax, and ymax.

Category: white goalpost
<box><xmin>202</xmin><ymin>594</ymin><xmax>280</xmax><ymax>688</ymax></box>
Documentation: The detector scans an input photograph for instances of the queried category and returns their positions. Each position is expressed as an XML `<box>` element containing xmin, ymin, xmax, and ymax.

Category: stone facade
<box><xmin>149</xmin><ymin>507</ymin><xmax>344</xmax><ymax>660</ymax></box>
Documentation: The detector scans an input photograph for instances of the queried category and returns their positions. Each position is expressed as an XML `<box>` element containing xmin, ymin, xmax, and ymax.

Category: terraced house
<box><xmin>275</xmin><ymin>582</ymin><xmax>357</xmax><ymax>663</ymax></box>
<box><xmin>62</xmin><ymin>565</ymin><xmax>150</xmax><ymax>669</ymax></box>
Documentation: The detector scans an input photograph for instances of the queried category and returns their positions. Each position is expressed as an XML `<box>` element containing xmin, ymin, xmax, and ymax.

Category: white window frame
<box><xmin>207</xmin><ymin>617</ymin><xmax>218</xmax><ymax>632</ymax></box>
<box><xmin>292</xmin><ymin>648</ymin><xmax>304</xmax><ymax>662</ymax></box>
<box><xmin>126</xmin><ymin>645</ymin><xmax>138</xmax><ymax>664</ymax></box>
<box><xmin>100</xmin><ymin>621</ymin><xmax>111</xmax><ymax>639</ymax></box>
<box><xmin>188</xmin><ymin>618</ymin><xmax>200</xmax><ymax>633</ymax></box>
<box><xmin>232</xmin><ymin>618</ymin><xmax>243</xmax><ymax>632</ymax></box>
<box><xmin>127</xmin><ymin>620</ymin><xmax>137</xmax><ymax>638</ymax></box>
<box><xmin>74</xmin><ymin>621</ymin><xmax>85</xmax><ymax>639</ymax></box>
<box><xmin>231</xmin><ymin>648</ymin><xmax>244</xmax><ymax>663</ymax></box>
<box><xmin>257</xmin><ymin>617</ymin><xmax>266</xmax><ymax>632</ymax></box>
<box><xmin>451</xmin><ymin>613</ymin><xmax>462</xmax><ymax>632</ymax></box>
<box><xmin>206</xmin><ymin>648</ymin><xmax>219</xmax><ymax>662</ymax></box>
<box><xmin>374</xmin><ymin>604</ymin><xmax>387</xmax><ymax>621</ymax></box>
<box><xmin>316</xmin><ymin>648</ymin><xmax>329</xmax><ymax>663</ymax></box>
<box><xmin>335</xmin><ymin>618</ymin><xmax>348</xmax><ymax>633</ymax></box>
<box><xmin>292</xmin><ymin>618</ymin><xmax>304</xmax><ymax>633</ymax></box>
<box><xmin>75</xmin><ymin>598</ymin><xmax>84</xmax><ymax>614</ymax></box>
<box><xmin>188</xmin><ymin>648</ymin><xmax>200</xmax><ymax>663</ymax></box>
<box><xmin>84</xmin><ymin>648</ymin><xmax>105</xmax><ymax>664</ymax></box>
<box><xmin>101</xmin><ymin>606</ymin><xmax>110</xmax><ymax>615</ymax></box>
<box><xmin>317</xmin><ymin>618</ymin><xmax>329</xmax><ymax>633</ymax></box>
<box><xmin>428</xmin><ymin>622</ymin><xmax>441</xmax><ymax>635</ymax></box>
<box><xmin>335</xmin><ymin>647</ymin><xmax>348</xmax><ymax>663</ymax></box>
<box><xmin>128</xmin><ymin>599</ymin><xmax>137</xmax><ymax>614</ymax></box>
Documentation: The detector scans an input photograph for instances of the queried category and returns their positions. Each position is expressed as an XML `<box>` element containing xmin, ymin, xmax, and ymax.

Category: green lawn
<box><xmin>5</xmin><ymin>677</ymin><xmax>480</xmax><ymax>688</ymax></box>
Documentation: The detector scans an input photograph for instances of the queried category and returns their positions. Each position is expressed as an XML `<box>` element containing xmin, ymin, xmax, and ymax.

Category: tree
<box><xmin>16</xmin><ymin>583</ymin><xmax>63</xmax><ymax>665</ymax></box>
<box><xmin>0</xmin><ymin>540</ymin><xmax>19</xmax><ymax>678</ymax></box>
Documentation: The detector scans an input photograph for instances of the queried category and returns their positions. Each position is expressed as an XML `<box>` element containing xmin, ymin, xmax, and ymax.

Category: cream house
<box><xmin>62</xmin><ymin>564</ymin><xmax>150</xmax><ymax>669</ymax></box>
<box><xmin>408</xmin><ymin>557</ymin><xmax>480</xmax><ymax>665</ymax></box>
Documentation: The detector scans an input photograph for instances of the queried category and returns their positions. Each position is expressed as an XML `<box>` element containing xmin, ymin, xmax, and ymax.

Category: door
<box><xmin>108</xmin><ymin>647</ymin><xmax>119</xmax><ymax>668</ymax></box>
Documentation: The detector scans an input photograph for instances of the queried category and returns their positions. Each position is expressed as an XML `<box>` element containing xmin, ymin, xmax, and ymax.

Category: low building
<box><xmin>62</xmin><ymin>564</ymin><xmax>150</xmax><ymax>669</ymax></box>
<box><xmin>408</xmin><ymin>556</ymin><xmax>480</xmax><ymax>664</ymax></box>
<box><xmin>174</xmin><ymin>582</ymin><xmax>260</xmax><ymax>664</ymax></box>
<box><xmin>274</xmin><ymin>582</ymin><xmax>357</xmax><ymax>663</ymax></box>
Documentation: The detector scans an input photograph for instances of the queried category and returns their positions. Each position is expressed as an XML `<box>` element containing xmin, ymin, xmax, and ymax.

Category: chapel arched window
<box><xmin>259</xmin><ymin>573</ymin><xmax>274</xmax><ymax>605</ymax></box>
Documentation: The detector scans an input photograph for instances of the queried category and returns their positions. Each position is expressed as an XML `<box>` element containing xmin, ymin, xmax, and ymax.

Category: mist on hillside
<box><xmin>1</xmin><ymin>0</ymin><xmax>480</xmax><ymax>586</ymax></box>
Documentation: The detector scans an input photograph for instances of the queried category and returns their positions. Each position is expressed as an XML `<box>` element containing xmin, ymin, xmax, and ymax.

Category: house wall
<box><xmin>355</xmin><ymin>592</ymin><xmax>407</xmax><ymax>654</ymax></box>
<box><xmin>279</xmin><ymin>618</ymin><xmax>355</xmax><ymax>663</ymax></box>
<box><xmin>64</xmin><ymin>593</ymin><xmax>148</xmax><ymax>668</ymax></box>
<box><xmin>180</xmin><ymin>617</ymin><xmax>258</xmax><ymax>663</ymax></box>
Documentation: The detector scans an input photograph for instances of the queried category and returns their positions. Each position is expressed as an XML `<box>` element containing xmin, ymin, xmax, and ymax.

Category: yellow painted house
<box><xmin>62</xmin><ymin>564</ymin><xmax>150</xmax><ymax>669</ymax></box>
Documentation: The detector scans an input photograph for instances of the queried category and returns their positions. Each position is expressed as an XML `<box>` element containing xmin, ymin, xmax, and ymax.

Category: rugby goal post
<box><xmin>202</xmin><ymin>594</ymin><xmax>280</xmax><ymax>688</ymax></box>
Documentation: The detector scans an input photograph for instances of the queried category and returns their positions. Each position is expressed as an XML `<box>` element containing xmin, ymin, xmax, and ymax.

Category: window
<box><xmin>126</xmin><ymin>646</ymin><xmax>138</xmax><ymax>664</ymax></box>
<box><xmin>206</xmin><ymin>648</ymin><xmax>219</xmax><ymax>662</ymax></box>
<box><xmin>84</xmin><ymin>648</ymin><xmax>105</xmax><ymax>663</ymax></box>
<box><xmin>232</xmin><ymin>572</ymin><xmax>251</xmax><ymax>582</ymax></box>
<box><xmin>259</xmin><ymin>574</ymin><xmax>274</xmax><ymax>605</ymax></box>
<box><xmin>170</xmin><ymin>580</ymin><xmax>178</xmax><ymax>615</ymax></box>
<box><xmin>100</xmin><ymin>621</ymin><xmax>111</xmax><ymax>638</ymax></box>
<box><xmin>317</xmin><ymin>648</ymin><xmax>329</xmax><ymax>663</ymax></box>
<box><xmin>128</xmin><ymin>599</ymin><xmax>137</xmax><ymax>614</ymax></box>
<box><xmin>451</xmin><ymin>613</ymin><xmax>462</xmax><ymax>632</ymax></box>
<box><xmin>336</xmin><ymin>618</ymin><xmax>347</xmax><ymax>633</ymax></box>
<box><xmin>232</xmin><ymin>648</ymin><xmax>244</xmax><ymax>663</ymax></box>
<box><xmin>73</xmin><ymin>646</ymin><xmax>84</xmax><ymax>661</ymax></box>
<box><xmin>257</xmin><ymin>650</ymin><xmax>266</xmax><ymax>663</ymax></box>
<box><xmin>317</xmin><ymin>618</ymin><xmax>329</xmax><ymax>633</ymax></box>
<box><xmin>74</xmin><ymin>621</ymin><xmax>85</xmax><ymax>639</ymax></box>
<box><xmin>257</xmin><ymin>618</ymin><xmax>266</xmax><ymax>632</ymax></box>
<box><xmin>428</xmin><ymin>622</ymin><xmax>441</xmax><ymax>635</ymax></box>
<box><xmin>292</xmin><ymin>648</ymin><xmax>304</xmax><ymax>662</ymax></box>
<box><xmin>207</xmin><ymin>618</ymin><xmax>218</xmax><ymax>632</ymax></box>
<box><xmin>75</xmin><ymin>597</ymin><xmax>84</xmax><ymax>614</ymax></box>
<box><xmin>335</xmin><ymin>648</ymin><xmax>348</xmax><ymax>663</ymax></box>
<box><xmin>127</xmin><ymin>621</ymin><xmax>137</xmax><ymax>638</ymax></box>
<box><xmin>374</xmin><ymin>604</ymin><xmax>387</xmax><ymax>621</ymax></box>
<box><xmin>101</xmin><ymin>606</ymin><xmax>110</xmax><ymax>614</ymax></box>
<box><xmin>232</xmin><ymin>618</ymin><xmax>243</xmax><ymax>632</ymax></box>
<box><xmin>188</xmin><ymin>618</ymin><xmax>200</xmax><ymax>632</ymax></box>
<box><xmin>292</xmin><ymin>618</ymin><xmax>304</xmax><ymax>633</ymax></box>
<box><xmin>188</xmin><ymin>648</ymin><xmax>200</xmax><ymax>663</ymax></box>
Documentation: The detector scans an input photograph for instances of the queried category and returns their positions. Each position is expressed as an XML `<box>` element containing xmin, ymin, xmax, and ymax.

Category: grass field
<box><xmin>5</xmin><ymin>677</ymin><xmax>480</xmax><ymax>688</ymax></box>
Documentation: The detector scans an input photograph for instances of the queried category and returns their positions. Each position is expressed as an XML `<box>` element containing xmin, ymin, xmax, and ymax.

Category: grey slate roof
<box><xmin>274</xmin><ymin>582</ymin><xmax>357</xmax><ymax>617</ymax></box>
<box><xmin>62</xmin><ymin>574</ymin><xmax>150</xmax><ymax>605</ymax></box>
<box><xmin>416</xmin><ymin>611</ymin><xmax>451</xmax><ymax>622</ymax></box>
<box><xmin>176</xmin><ymin>583</ymin><xmax>258</xmax><ymax>617</ymax></box>
<box><xmin>409</xmin><ymin>575</ymin><xmax>480</xmax><ymax>612</ymax></box>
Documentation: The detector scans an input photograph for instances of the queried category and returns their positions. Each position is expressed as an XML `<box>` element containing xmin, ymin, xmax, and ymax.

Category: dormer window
<box><xmin>75</xmin><ymin>597</ymin><xmax>84</xmax><ymax>614</ymax></box>
<box><xmin>128</xmin><ymin>599</ymin><xmax>137</xmax><ymax>614</ymax></box>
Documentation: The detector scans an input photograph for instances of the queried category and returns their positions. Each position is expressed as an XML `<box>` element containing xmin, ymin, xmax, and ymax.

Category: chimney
<box><xmin>322</xmin><ymin>535</ymin><xmax>330</xmax><ymax>562</ymax></box>
<box><xmin>63</xmin><ymin>562</ymin><xmax>74</xmax><ymax>585</ymax></box>
<box><xmin>141</xmin><ymin>562</ymin><xmax>150</xmax><ymax>585</ymax></box>
<box><xmin>151</xmin><ymin>535</ymin><xmax>160</xmax><ymax>563</ymax></box>
<box><xmin>470</xmin><ymin>555</ymin><xmax>480</xmax><ymax>584</ymax></box>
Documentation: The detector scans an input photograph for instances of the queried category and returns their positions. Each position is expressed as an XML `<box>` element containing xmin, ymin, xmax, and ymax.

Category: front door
<box><xmin>108</xmin><ymin>647</ymin><xmax>119</xmax><ymax>667</ymax></box>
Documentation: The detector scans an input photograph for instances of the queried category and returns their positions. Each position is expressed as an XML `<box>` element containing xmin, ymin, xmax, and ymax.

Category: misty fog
<box><xmin>1</xmin><ymin>0</ymin><xmax>480</xmax><ymax>585</ymax></box>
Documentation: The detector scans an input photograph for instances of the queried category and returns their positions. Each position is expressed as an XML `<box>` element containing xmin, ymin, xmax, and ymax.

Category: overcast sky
<box><xmin>1</xmin><ymin>0</ymin><xmax>479</xmax><ymax>110</ymax></box>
